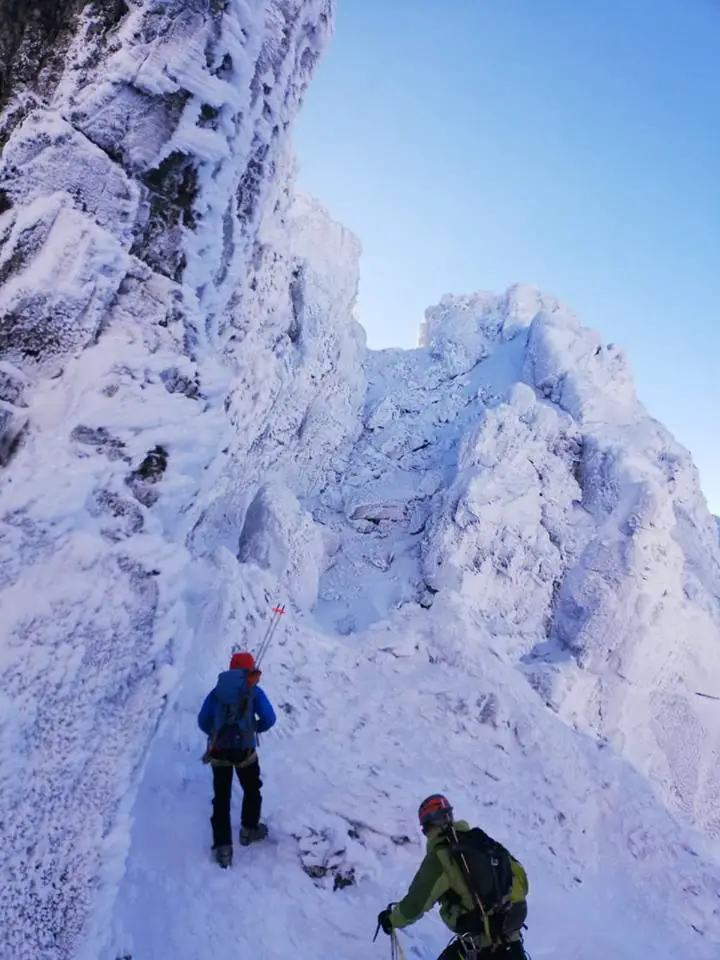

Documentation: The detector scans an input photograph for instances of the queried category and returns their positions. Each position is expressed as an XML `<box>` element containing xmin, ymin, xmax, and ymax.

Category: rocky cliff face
<box><xmin>0</xmin><ymin>3</ymin><xmax>366</xmax><ymax>958</ymax></box>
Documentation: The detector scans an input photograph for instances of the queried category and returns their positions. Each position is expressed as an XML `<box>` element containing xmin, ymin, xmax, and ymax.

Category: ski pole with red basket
<box><xmin>254</xmin><ymin>602</ymin><xmax>285</xmax><ymax>667</ymax></box>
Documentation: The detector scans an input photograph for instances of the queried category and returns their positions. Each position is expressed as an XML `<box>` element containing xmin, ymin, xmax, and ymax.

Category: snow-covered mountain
<box><xmin>1</xmin><ymin>3</ymin><xmax>720</xmax><ymax>960</ymax></box>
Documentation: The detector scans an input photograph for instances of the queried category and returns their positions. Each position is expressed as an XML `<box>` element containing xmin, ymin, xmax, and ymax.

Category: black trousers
<box><xmin>437</xmin><ymin>940</ymin><xmax>527</xmax><ymax>960</ymax></box>
<box><xmin>210</xmin><ymin>756</ymin><xmax>262</xmax><ymax>847</ymax></box>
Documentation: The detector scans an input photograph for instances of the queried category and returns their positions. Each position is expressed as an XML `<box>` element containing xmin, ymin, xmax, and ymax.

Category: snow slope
<box><xmin>2</xmin><ymin>2</ymin><xmax>720</xmax><ymax>959</ymax></box>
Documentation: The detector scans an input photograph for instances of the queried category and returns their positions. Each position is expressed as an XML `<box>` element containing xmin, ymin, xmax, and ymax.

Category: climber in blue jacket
<box><xmin>198</xmin><ymin>651</ymin><xmax>276</xmax><ymax>867</ymax></box>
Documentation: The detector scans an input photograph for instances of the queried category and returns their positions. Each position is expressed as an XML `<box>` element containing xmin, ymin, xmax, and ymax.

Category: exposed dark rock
<box><xmin>130</xmin><ymin>148</ymin><xmax>198</xmax><ymax>281</ymax></box>
<box><xmin>135</xmin><ymin>445</ymin><xmax>168</xmax><ymax>482</ymax></box>
<box><xmin>0</xmin><ymin>208</ymin><xmax>51</xmax><ymax>292</ymax></box>
<box><xmin>294</xmin><ymin>824</ymin><xmax>360</xmax><ymax>892</ymax></box>
<box><xmin>390</xmin><ymin>834</ymin><xmax>412</xmax><ymax>846</ymax></box>
<box><xmin>476</xmin><ymin>692</ymin><xmax>499</xmax><ymax>727</ymax></box>
<box><xmin>71</xmin><ymin>425</ymin><xmax>128</xmax><ymax>462</ymax></box>
<box><xmin>125</xmin><ymin>444</ymin><xmax>169</xmax><ymax>506</ymax></box>
<box><xmin>0</xmin><ymin>363</ymin><xmax>28</xmax><ymax>405</ymax></box>
<box><xmin>90</xmin><ymin>489</ymin><xmax>145</xmax><ymax>541</ymax></box>
<box><xmin>0</xmin><ymin>0</ymin><xmax>130</xmax><ymax>119</ymax></box>
<box><xmin>332</xmin><ymin>868</ymin><xmax>356</xmax><ymax>891</ymax></box>
<box><xmin>0</xmin><ymin>403</ymin><xmax>29</xmax><ymax>465</ymax></box>
<box><xmin>288</xmin><ymin>263</ymin><xmax>304</xmax><ymax>344</ymax></box>
<box><xmin>236</xmin><ymin>142</ymin><xmax>270</xmax><ymax>224</ymax></box>
<box><xmin>160</xmin><ymin>366</ymin><xmax>200</xmax><ymax>399</ymax></box>
<box><xmin>198</xmin><ymin>103</ymin><xmax>220</xmax><ymax>128</ymax></box>
<box><xmin>143</xmin><ymin>149</ymin><xmax>198</xmax><ymax>229</ymax></box>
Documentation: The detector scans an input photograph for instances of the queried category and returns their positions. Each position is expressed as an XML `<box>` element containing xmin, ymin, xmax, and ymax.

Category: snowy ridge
<box><xmin>522</xmin><ymin>308</ymin><xmax>720</xmax><ymax>833</ymax></box>
<box><xmin>399</xmin><ymin>287</ymin><xmax>720</xmax><ymax>834</ymax></box>
<box><xmin>2</xmin><ymin>2</ymin><xmax>720</xmax><ymax>959</ymax></box>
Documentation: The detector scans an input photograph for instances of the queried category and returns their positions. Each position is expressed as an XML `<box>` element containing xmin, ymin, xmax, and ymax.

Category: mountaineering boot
<box><xmin>240</xmin><ymin>823</ymin><xmax>268</xmax><ymax>846</ymax></box>
<box><xmin>214</xmin><ymin>844</ymin><xmax>233</xmax><ymax>868</ymax></box>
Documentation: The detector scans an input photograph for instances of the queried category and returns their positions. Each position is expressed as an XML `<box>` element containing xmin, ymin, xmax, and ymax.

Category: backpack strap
<box><xmin>445</xmin><ymin>827</ymin><xmax>520</xmax><ymax>947</ymax></box>
<box><xmin>443</xmin><ymin>827</ymin><xmax>495</xmax><ymax>945</ymax></box>
<box><xmin>206</xmin><ymin>691</ymin><xmax>222</xmax><ymax>753</ymax></box>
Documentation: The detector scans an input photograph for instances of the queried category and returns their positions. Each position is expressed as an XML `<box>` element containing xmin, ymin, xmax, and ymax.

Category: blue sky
<box><xmin>294</xmin><ymin>0</ymin><xmax>720</xmax><ymax>511</ymax></box>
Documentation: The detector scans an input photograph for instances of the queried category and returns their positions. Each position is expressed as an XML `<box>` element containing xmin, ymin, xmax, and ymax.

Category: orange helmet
<box><xmin>418</xmin><ymin>794</ymin><xmax>453</xmax><ymax>830</ymax></box>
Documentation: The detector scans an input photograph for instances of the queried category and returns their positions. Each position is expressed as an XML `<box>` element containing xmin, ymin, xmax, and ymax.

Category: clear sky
<box><xmin>294</xmin><ymin>0</ymin><xmax>720</xmax><ymax>511</ymax></box>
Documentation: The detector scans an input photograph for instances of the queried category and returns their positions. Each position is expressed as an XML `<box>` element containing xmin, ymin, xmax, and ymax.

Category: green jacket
<box><xmin>388</xmin><ymin>821</ymin><xmax>522</xmax><ymax>945</ymax></box>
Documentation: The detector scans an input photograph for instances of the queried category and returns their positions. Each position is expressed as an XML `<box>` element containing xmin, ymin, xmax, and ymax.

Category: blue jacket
<box><xmin>197</xmin><ymin>669</ymin><xmax>276</xmax><ymax>746</ymax></box>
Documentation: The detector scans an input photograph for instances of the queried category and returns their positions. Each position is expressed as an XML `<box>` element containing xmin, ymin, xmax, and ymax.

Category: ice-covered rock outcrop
<box><xmin>314</xmin><ymin>283</ymin><xmax>720</xmax><ymax>836</ymax></box>
<box><xmin>0</xmin><ymin>3</ymin><xmax>367</xmax><ymax>958</ymax></box>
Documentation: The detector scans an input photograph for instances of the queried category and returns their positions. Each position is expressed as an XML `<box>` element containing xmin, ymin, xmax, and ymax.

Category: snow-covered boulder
<box><xmin>238</xmin><ymin>481</ymin><xmax>329</xmax><ymax>608</ymax></box>
<box><xmin>422</xmin><ymin>380</ymin><xmax>589</xmax><ymax>651</ymax></box>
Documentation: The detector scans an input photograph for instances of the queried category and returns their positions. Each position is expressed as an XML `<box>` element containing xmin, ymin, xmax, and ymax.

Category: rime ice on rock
<box><xmin>0</xmin><ymin>3</ymin><xmax>343</xmax><ymax>958</ymax></box>
<box><xmin>1</xmin><ymin>4</ymin><xmax>720</xmax><ymax>960</ymax></box>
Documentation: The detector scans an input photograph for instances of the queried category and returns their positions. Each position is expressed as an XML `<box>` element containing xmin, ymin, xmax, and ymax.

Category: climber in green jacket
<box><xmin>377</xmin><ymin>795</ymin><xmax>529</xmax><ymax>960</ymax></box>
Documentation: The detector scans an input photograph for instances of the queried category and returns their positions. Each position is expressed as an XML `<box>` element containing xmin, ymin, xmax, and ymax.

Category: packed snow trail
<box><xmin>99</xmin><ymin>562</ymin><xmax>720</xmax><ymax>960</ymax></box>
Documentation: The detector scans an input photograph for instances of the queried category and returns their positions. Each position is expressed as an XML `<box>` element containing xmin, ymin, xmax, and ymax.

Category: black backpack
<box><xmin>446</xmin><ymin>827</ymin><xmax>527</xmax><ymax>939</ymax></box>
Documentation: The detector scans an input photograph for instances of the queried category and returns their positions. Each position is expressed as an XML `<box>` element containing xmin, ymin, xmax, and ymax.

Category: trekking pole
<box><xmin>255</xmin><ymin>604</ymin><xmax>283</xmax><ymax>664</ymax></box>
<box><xmin>254</xmin><ymin>602</ymin><xmax>286</xmax><ymax>667</ymax></box>
<box><xmin>390</xmin><ymin>931</ymin><xmax>406</xmax><ymax>960</ymax></box>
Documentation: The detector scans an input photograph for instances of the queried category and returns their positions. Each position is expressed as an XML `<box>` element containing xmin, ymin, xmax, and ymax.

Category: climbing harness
<box><xmin>447</xmin><ymin>933</ymin><xmax>530</xmax><ymax>960</ymax></box>
<box><xmin>457</xmin><ymin>933</ymin><xmax>481</xmax><ymax>959</ymax></box>
<box><xmin>451</xmin><ymin>935</ymin><xmax>473</xmax><ymax>960</ymax></box>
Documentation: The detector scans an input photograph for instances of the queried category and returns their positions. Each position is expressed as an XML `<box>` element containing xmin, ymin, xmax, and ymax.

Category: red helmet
<box><xmin>229</xmin><ymin>651</ymin><xmax>255</xmax><ymax>671</ymax></box>
<box><xmin>418</xmin><ymin>794</ymin><xmax>453</xmax><ymax>829</ymax></box>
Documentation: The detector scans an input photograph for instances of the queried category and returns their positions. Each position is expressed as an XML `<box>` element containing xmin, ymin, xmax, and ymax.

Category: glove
<box><xmin>377</xmin><ymin>907</ymin><xmax>393</xmax><ymax>935</ymax></box>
